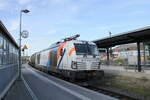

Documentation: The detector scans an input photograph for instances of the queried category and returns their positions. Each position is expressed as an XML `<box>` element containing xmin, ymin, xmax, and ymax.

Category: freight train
<box><xmin>29</xmin><ymin>35</ymin><xmax>104</xmax><ymax>79</ymax></box>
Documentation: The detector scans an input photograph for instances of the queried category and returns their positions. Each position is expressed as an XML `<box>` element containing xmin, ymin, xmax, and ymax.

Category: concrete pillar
<box><xmin>106</xmin><ymin>48</ymin><xmax>109</xmax><ymax>65</ymax></box>
<box><xmin>137</xmin><ymin>42</ymin><xmax>141</xmax><ymax>72</ymax></box>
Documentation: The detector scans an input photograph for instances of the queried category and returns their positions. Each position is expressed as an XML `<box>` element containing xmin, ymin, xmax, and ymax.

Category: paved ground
<box><xmin>4</xmin><ymin>64</ymin><xmax>117</xmax><ymax>100</ymax></box>
<box><xmin>101</xmin><ymin>65</ymin><xmax>150</xmax><ymax>79</ymax></box>
<box><xmin>4</xmin><ymin>79</ymin><xmax>32</xmax><ymax>100</ymax></box>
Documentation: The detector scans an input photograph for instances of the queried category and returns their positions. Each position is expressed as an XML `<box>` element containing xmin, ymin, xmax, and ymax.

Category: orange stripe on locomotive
<box><xmin>57</xmin><ymin>42</ymin><xmax>66</xmax><ymax>62</ymax></box>
<box><xmin>68</xmin><ymin>48</ymin><xmax>75</xmax><ymax>56</ymax></box>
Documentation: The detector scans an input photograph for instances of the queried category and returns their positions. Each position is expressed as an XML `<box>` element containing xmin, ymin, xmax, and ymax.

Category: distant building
<box><xmin>112</xmin><ymin>43</ymin><xmax>144</xmax><ymax>65</ymax></box>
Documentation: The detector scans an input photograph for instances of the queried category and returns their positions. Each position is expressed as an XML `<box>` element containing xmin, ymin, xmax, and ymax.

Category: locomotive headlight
<box><xmin>71</xmin><ymin>61</ymin><xmax>77</xmax><ymax>69</ymax></box>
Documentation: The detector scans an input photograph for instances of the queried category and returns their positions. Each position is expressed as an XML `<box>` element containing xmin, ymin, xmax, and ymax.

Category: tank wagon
<box><xmin>29</xmin><ymin>35</ymin><xmax>104</xmax><ymax>79</ymax></box>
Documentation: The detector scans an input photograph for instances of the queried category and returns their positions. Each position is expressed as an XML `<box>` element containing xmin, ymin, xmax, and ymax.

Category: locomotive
<box><xmin>29</xmin><ymin>35</ymin><xmax>104</xmax><ymax>79</ymax></box>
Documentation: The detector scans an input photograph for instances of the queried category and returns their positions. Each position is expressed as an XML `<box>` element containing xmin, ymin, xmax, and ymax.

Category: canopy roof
<box><xmin>93</xmin><ymin>26</ymin><xmax>150</xmax><ymax>48</ymax></box>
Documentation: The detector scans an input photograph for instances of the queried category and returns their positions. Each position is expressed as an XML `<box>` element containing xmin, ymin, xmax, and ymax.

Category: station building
<box><xmin>100</xmin><ymin>43</ymin><xmax>145</xmax><ymax>65</ymax></box>
<box><xmin>0</xmin><ymin>20</ymin><xmax>19</xmax><ymax>99</ymax></box>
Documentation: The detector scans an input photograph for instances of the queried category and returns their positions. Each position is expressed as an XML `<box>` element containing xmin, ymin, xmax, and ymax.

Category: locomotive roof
<box><xmin>35</xmin><ymin>40</ymin><xmax>96</xmax><ymax>54</ymax></box>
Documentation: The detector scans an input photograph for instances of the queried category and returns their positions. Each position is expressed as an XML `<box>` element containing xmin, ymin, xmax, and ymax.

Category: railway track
<box><xmin>31</xmin><ymin>66</ymin><xmax>139</xmax><ymax>100</ymax></box>
<box><xmin>62</xmin><ymin>78</ymin><xmax>139</xmax><ymax>100</ymax></box>
<box><xmin>81</xmin><ymin>84</ymin><xmax>139</xmax><ymax>100</ymax></box>
<box><xmin>59</xmin><ymin>77</ymin><xmax>139</xmax><ymax>100</ymax></box>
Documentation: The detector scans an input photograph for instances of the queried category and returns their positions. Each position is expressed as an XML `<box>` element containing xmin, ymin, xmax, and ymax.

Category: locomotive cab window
<box><xmin>74</xmin><ymin>43</ymin><xmax>99</xmax><ymax>55</ymax></box>
<box><xmin>74</xmin><ymin>43</ymin><xmax>88</xmax><ymax>55</ymax></box>
<box><xmin>88</xmin><ymin>45</ymin><xmax>99</xmax><ymax>56</ymax></box>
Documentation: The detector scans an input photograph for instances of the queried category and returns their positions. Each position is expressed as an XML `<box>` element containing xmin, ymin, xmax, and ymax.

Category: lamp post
<box><xmin>19</xmin><ymin>9</ymin><xmax>30</xmax><ymax>79</ymax></box>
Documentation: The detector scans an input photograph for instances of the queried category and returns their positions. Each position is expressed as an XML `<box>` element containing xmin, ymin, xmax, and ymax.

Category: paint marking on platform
<box><xmin>22</xmin><ymin>76</ymin><xmax>38</xmax><ymax>100</ymax></box>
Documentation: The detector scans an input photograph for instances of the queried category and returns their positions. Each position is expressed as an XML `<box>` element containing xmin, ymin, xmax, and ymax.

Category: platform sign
<box><xmin>23</xmin><ymin>45</ymin><xmax>28</xmax><ymax>49</ymax></box>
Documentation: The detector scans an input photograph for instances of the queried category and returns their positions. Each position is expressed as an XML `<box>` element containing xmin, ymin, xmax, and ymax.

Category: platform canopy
<box><xmin>93</xmin><ymin>26</ymin><xmax>150</xmax><ymax>48</ymax></box>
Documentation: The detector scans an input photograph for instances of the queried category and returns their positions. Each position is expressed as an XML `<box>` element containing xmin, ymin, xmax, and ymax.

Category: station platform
<box><xmin>4</xmin><ymin>79</ymin><xmax>32</xmax><ymax>100</ymax></box>
<box><xmin>101</xmin><ymin>65</ymin><xmax>150</xmax><ymax>79</ymax></box>
<box><xmin>4</xmin><ymin>64</ymin><xmax>117</xmax><ymax>100</ymax></box>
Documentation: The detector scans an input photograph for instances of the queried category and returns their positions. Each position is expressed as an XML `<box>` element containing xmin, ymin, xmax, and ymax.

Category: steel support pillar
<box><xmin>106</xmin><ymin>48</ymin><xmax>109</xmax><ymax>65</ymax></box>
<box><xmin>137</xmin><ymin>42</ymin><xmax>141</xmax><ymax>72</ymax></box>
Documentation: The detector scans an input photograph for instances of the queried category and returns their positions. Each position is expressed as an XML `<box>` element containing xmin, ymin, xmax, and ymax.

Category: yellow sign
<box><xmin>23</xmin><ymin>45</ymin><xmax>28</xmax><ymax>49</ymax></box>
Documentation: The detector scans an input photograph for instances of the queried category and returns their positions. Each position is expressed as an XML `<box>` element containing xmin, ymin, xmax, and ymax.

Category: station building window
<box><xmin>6</xmin><ymin>39</ymin><xmax>9</xmax><ymax>64</ymax></box>
<box><xmin>9</xmin><ymin>43</ymin><xmax>13</xmax><ymax>64</ymax></box>
<box><xmin>0</xmin><ymin>32</ymin><xmax>18</xmax><ymax>67</ymax></box>
<box><xmin>0</xmin><ymin>33</ymin><xmax>3</xmax><ymax>66</ymax></box>
<box><xmin>3</xmin><ymin>38</ymin><xmax>9</xmax><ymax>65</ymax></box>
<box><xmin>12</xmin><ymin>46</ymin><xmax>15</xmax><ymax>63</ymax></box>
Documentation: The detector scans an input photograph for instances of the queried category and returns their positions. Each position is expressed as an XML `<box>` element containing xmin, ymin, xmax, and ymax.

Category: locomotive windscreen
<box><xmin>74</xmin><ymin>43</ymin><xmax>88</xmax><ymax>55</ymax></box>
<box><xmin>74</xmin><ymin>43</ymin><xmax>99</xmax><ymax>55</ymax></box>
<box><xmin>88</xmin><ymin>45</ymin><xmax>99</xmax><ymax>55</ymax></box>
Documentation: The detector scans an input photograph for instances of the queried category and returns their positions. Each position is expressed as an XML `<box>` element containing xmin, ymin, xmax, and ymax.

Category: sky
<box><xmin>0</xmin><ymin>0</ymin><xmax>150</xmax><ymax>55</ymax></box>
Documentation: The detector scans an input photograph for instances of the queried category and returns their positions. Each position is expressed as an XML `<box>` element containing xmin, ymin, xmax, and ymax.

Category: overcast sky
<box><xmin>0</xmin><ymin>0</ymin><xmax>150</xmax><ymax>55</ymax></box>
